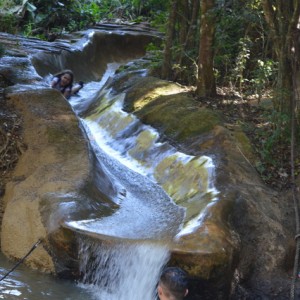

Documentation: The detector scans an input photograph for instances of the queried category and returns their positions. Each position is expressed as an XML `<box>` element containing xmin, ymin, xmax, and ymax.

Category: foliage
<box><xmin>149</xmin><ymin>10</ymin><xmax>169</xmax><ymax>33</ymax></box>
<box><xmin>214</xmin><ymin>8</ymin><xmax>247</xmax><ymax>82</ymax></box>
<box><xmin>0</xmin><ymin>0</ymin><xmax>170</xmax><ymax>39</ymax></box>
<box><xmin>146</xmin><ymin>43</ymin><xmax>163</xmax><ymax>63</ymax></box>
<box><xmin>261</xmin><ymin>0</ymin><xmax>300</xmax><ymax>115</ymax></box>
<box><xmin>158</xmin><ymin>0</ymin><xmax>270</xmax><ymax>90</ymax></box>
<box><xmin>25</xmin><ymin>0</ymin><xmax>98</xmax><ymax>33</ymax></box>
<box><xmin>0</xmin><ymin>0</ymin><xmax>102</xmax><ymax>38</ymax></box>
<box><xmin>75</xmin><ymin>0</ymin><xmax>170</xmax><ymax>23</ymax></box>
<box><xmin>249</xmin><ymin>59</ymin><xmax>277</xmax><ymax>100</ymax></box>
<box><xmin>0</xmin><ymin>0</ymin><xmax>36</xmax><ymax>20</ymax></box>
<box><xmin>214</xmin><ymin>2</ymin><xmax>267</xmax><ymax>88</ymax></box>
<box><xmin>0</xmin><ymin>13</ymin><xmax>19</xmax><ymax>34</ymax></box>
<box><xmin>250</xmin><ymin>110</ymin><xmax>291</xmax><ymax>184</ymax></box>
<box><xmin>230</xmin><ymin>37</ymin><xmax>252</xmax><ymax>90</ymax></box>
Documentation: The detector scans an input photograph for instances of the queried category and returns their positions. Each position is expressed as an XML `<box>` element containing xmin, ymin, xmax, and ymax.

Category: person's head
<box><xmin>55</xmin><ymin>70</ymin><xmax>74</xmax><ymax>87</ymax></box>
<box><xmin>158</xmin><ymin>267</ymin><xmax>189</xmax><ymax>300</ymax></box>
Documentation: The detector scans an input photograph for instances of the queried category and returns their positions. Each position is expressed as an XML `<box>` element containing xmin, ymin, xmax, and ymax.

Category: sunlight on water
<box><xmin>78</xmin><ymin>238</ymin><xmax>169</xmax><ymax>300</ymax></box>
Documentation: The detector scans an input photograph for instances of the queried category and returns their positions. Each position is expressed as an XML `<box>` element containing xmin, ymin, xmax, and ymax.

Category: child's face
<box><xmin>60</xmin><ymin>73</ymin><xmax>72</xmax><ymax>86</ymax></box>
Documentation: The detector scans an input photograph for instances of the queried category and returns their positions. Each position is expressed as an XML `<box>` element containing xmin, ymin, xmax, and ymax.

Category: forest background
<box><xmin>0</xmin><ymin>0</ymin><xmax>300</xmax><ymax>191</ymax></box>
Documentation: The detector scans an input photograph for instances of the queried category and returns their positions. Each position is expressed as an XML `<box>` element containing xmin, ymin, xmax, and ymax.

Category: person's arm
<box><xmin>71</xmin><ymin>81</ymin><xmax>84</xmax><ymax>95</ymax></box>
<box><xmin>51</xmin><ymin>77</ymin><xmax>59</xmax><ymax>88</ymax></box>
<box><xmin>63</xmin><ymin>88</ymin><xmax>72</xmax><ymax>99</ymax></box>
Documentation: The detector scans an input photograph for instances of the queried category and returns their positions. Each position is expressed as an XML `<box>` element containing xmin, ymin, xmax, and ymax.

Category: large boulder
<box><xmin>1</xmin><ymin>87</ymin><xmax>91</xmax><ymax>272</ymax></box>
<box><xmin>110</xmin><ymin>73</ymin><xmax>295</xmax><ymax>299</ymax></box>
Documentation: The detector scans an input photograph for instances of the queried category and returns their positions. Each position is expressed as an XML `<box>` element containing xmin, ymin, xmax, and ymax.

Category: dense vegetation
<box><xmin>0</xmin><ymin>0</ymin><xmax>168</xmax><ymax>35</ymax></box>
<box><xmin>0</xmin><ymin>0</ymin><xmax>300</xmax><ymax>190</ymax></box>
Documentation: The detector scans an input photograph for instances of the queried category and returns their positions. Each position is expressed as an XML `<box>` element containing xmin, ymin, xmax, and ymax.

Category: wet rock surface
<box><xmin>110</xmin><ymin>68</ymin><xmax>296</xmax><ymax>299</ymax></box>
<box><xmin>1</xmin><ymin>87</ymin><xmax>91</xmax><ymax>272</ymax></box>
<box><xmin>0</xmin><ymin>23</ymin><xmax>164</xmax><ymax>275</ymax></box>
<box><xmin>0</xmin><ymin>25</ymin><xmax>297</xmax><ymax>299</ymax></box>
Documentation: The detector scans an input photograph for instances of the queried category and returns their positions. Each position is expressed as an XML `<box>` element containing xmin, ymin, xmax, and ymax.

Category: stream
<box><xmin>0</xmin><ymin>29</ymin><xmax>218</xmax><ymax>299</ymax></box>
<box><xmin>0</xmin><ymin>253</ymin><xmax>90</xmax><ymax>299</ymax></box>
<box><xmin>0</xmin><ymin>65</ymin><xmax>174</xmax><ymax>300</ymax></box>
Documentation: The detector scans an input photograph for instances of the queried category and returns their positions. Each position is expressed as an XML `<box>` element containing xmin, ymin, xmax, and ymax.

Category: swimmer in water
<box><xmin>157</xmin><ymin>267</ymin><xmax>189</xmax><ymax>300</ymax></box>
<box><xmin>51</xmin><ymin>69</ymin><xmax>84</xmax><ymax>99</ymax></box>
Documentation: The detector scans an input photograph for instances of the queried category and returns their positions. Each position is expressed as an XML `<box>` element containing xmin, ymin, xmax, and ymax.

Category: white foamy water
<box><xmin>75</xmin><ymin>86</ymin><xmax>219</xmax><ymax>236</ymax></box>
<box><xmin>66</xmin><ymin>64</ymin><xmax>219</xmax><ymax>298</ymax></box>
<box><xmin>78</xmin><ymin>239</ymin><xmax>169</xmax><ymax>300</ymax></box>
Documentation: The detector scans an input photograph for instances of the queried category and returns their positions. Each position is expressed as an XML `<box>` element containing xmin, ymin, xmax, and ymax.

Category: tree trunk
<box><xmin>185</xmin><ymin>0</ymin><xmax>200</xmax><ymax>50</ymax></box>
<box><xmin>174</xmin><ymin>0</ymin><xmax>200</xmax><ymax>82</ymax></box>
<box><xmin>262</xmin><ymin>0</ymin><xmax>300</xmax><ymax>114</ymax></box>
<box><xmin>161</xmin><ymin>0</ymin><xmax>178</xmax><ymax>80</ymax></box>
<box><xmin>196</xmin><ymin>0</ymin><xmax>216</xmax><ymax>97</ymax></box>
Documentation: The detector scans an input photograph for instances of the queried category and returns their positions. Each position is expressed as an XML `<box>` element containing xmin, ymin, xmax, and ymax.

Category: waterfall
<box><xmin>55</xmin><ymin>54</ymin><xmax>219</xmax><ymax>300</ymax></box>
<box><xmin>78</xmin><ymin>238</ymin><xmax>169</xmax><ymax>300</ymax></box>
<box><xmin>70</xmin><ymin>74</ymin><xmax>219</xmax><ymax>236</ymax></box>
<box><xmin>64</xmin><ymin>64</ymin><xmax>218</xmax><ymax>298</ymax></box>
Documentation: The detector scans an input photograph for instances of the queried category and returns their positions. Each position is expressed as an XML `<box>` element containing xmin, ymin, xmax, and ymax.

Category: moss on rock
<box><xmin>123</xmin><ymin>77</ymin><xmax>223</xmax><ymax>143</ymax></box>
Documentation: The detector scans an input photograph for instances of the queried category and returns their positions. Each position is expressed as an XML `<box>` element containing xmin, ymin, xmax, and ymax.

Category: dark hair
<box><xmin>159</xmin><ymin>267</ymin><xmax>188</xmax><ymax>299</ymax></box>
<box><xmin>53</xmin><ymin>69</ymin><xmax>74</xmax><ymax>87</ymax></box>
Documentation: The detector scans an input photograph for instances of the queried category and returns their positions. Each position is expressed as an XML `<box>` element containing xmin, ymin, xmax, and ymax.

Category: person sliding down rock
<box><xmin>73</xmin><ymin>81</ymin><xmax>84</xmax><ymax>94</ymax></box>
<box><xmin>51</xmin><ymin>69</ymin><xmax>84</xmax><ymax>99</ymax></box>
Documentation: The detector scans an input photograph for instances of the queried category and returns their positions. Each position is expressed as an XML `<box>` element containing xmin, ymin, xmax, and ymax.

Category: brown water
<box><xmin>0</xmin><ymin>253</ymin><xmax>92</xmax><ymax>299</ymax></box>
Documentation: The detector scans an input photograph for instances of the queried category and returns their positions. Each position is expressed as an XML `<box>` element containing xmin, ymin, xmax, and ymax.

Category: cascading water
<box><xmin>60</xmin><ymin>66</ymin><xmax>183</xmax><ymax>299</ymax></box>
<box><xmin>63</xmin><ymin>63</ymin><xmax>219</xmax><ymax>299</ymax></box>
<box><xmin>78</xmin><ymin>238</ymin><xmax>169</xmax><ymax>300</ymax></box>
<box><xmin>0</xmin><ymin>27</ymin><xmax>219</xmax><ymax>298</ymax></box>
